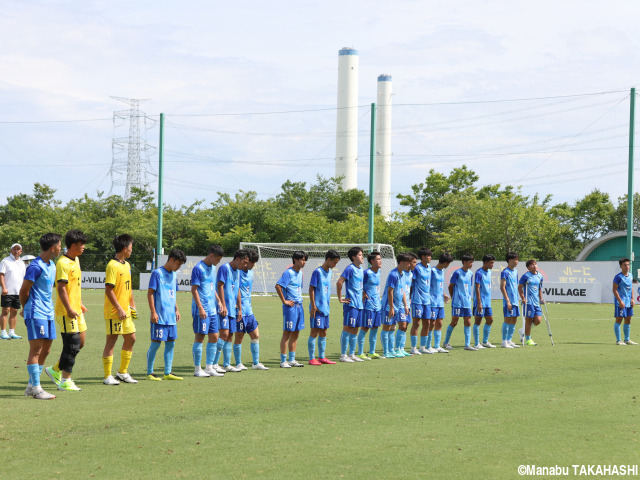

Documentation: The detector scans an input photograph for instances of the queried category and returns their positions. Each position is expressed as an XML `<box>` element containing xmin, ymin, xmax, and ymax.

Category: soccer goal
<box><xmin>239</xmin><ymin>243</ymin><xmax>396</xmax><ymax>295</ymax></box>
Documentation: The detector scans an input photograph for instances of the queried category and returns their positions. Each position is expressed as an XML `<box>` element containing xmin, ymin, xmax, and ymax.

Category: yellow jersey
<box><xmin>104</xmin><ymin>258</ymin><xmax>132</xmax><ymax>319</ymax></box>
<box><xmin>54</xmin><ymin>254</ymin><xmax>82</xmax><ymax>316</ymax></box>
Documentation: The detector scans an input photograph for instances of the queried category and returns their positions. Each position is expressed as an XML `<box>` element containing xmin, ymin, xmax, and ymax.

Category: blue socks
<box><xmin>318</xmin><ymin>336</ymin><xmax>327</xmax><ymax>358</ymax></box>
<box><xmin>483</xmin><ymin>324</ymin><xmax>492</xmax><ymax>344</ymax></box>
<box><xmin>192</xmin><ymin>342</ymin><xmax>203</xmax><ymax>367</ymax></box>
<box><xmin>163</xmin><ymin>341</ymin><xmax>175</xmax><ymax>375</ymax></box>
<box><xmin>308</xmin><ymin>336</ymin><xmax>316</xmax><ymax>359</ymax></box>
<box><xmin>395</xmin><ymin>330</ymin><xmax>402</xmax><ymax>350</ymax></box>
<box><xmin>463</xmin><ymin>326</ymin><xmax>471</xmax><ymax>347</ymax></box>
<box><xmin>348</xmin><ymin>333</ymin><xmax>357</xmax><ymax>355</ymax></box>
<box><xmin>472</xmin><ymin>325</ymin><xmax>480</xmax><ymax>345</ymax></box>
<box><xmin>206</xmin><ymin>341</ymin><xmax>217</xmax><ymax>365</ymax></box>
<box><xmin>340</xmin><ymin>331</ymin><xmax>349</xmax><ymax>355</ymax></box>
<box><xmin>445</xmin><ymin>325</ymin><xmax>454</xmax><ymax>344</ymax></box>
<box><xmin>434</xmin><ymin>330</ymin><xmax>442</xmax><ymax>349</ymax></box>
<box><xmin>213</xmin><ymin>339</ymin><xmax>224</xmax><ymax>364</ymax></box>
<box><xmin>508</xmin><ymin>323</ymin><xmax>516</xmax><ymax>341</ymax></box>
<box><xmin>381</xmin><ymin>330</ymin><xmax>388</xmax><ymax>355</ymax></box>
<box><xmin>280</xmin><ymin>353</ymin><xmax>286</xmax><ymax>363</ymax></box>
<box><xmin>27</xmin><ymin>363</ymin><xmax>40</xmax><ymax>387</ymax></box>
<box><xmin>623</xmin><ymin>323</ymin><xmax>630</xmax><ymax>341</ymax></box>
<box><xmin>222</xmin><ymin>341</ymin><xmax>232</xmax><ymax>367</ymax></box>
<box><xmin>147</xmin><ymin>341</ymin><xmax>161</xmax><ymax>375</ymax></box>
<box><xmin>502</xmin><ymin>323</ymin><xmax>509</xmax><ymax>341</ymax></box>
<box><xmin>233</xmin><ymin>343</ymin><xmax>242</xmax><ymax>365</ymax></box>
<box><xmin>388</xmin><ymin>330</ymin><xmax>395</xmax><ymax>353</ymax></box>
<box><xmin>411</xmin><ymin>335</ymin><xmax>418</xmax><ymax>349</ymax></box>
<box><xmin>614</xmin><ymin>322</ymin><xmax>621</xmax><ymax>341</ymax></box>
<box><xmin>250</xmin><ymin>340</ymin><xmax>260</xmax><ymax>364</ymax></box>
<box><xmin>369</xmin><ymin>328</ymin><xmax>378</xmax><ymax>354</ymax></box>
<box><xmin>426</xmin><ymin>331</ymin><xmax>433</xmax><ymax>349</ymax></box>
<box><xmin>288</xmin><ymin>351</ymin><xmax>296</xmax><ymax>363</ymax></box>
<box><xmin>357</xmin><ymin>330</ymin><xmax>367</xmax><ymax>355</ymax></box>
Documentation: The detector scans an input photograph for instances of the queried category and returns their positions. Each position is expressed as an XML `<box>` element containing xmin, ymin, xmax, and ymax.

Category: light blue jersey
<box><xmin>519</xmin><ymin>271</ymin><xmax>543</xmax><ymax>306</ymax></box>
<box><xmin>340</xmin><ymin>264</ymin><xmax>364</xmax><ymax>309</ymax></box>
<box><xmin>450</xmin><ymin>268</ymin><xmax>473</xmax><ymax>309</ymax></box>
<box><xmin>277</xmin><ymin>267</ymin><xmax>304</xmax><ymax>303</ymax></box>
<box><xmin>430</xmin><ymin>267</ymin><xmax>446</xmax><ymax>307</ymax></box>
<box><xmin>309</xmin><ymin>266</ymin><xmax>332</xmax><ymax>316</ymax></box>
<box><xmin>191</xmin><ymin>260</ymin><xmax>217</xmax><ymax>317</ymax></box>
<box><xmin>403</xmin><ymin>270</ymin><xmax>413</xmax><ymax>307</ymax></box>
<box><xmin>501</xmin><ymin>267</ymin><xmax>519</xmax><ymax>307</ymax></box>
<box><xmin>411</xmin><ymin>263</ymin><xmax>431</xmax><ymax>305</ymax></box>
<box><xmin>363</xmin><ymin>268</ymin><xmax>381</xmax><ymax>312</ymax></box>
<box><xmin>216</xmin><ymin>263</ymin><xmax>241</xmax><ymax>317</ymax></box>
<box><xmin>613</xmin><ymin>272</ymin><xmax>633</xmax><ymax>308</ymax></box>
<box><xmin>473</xmin><ymin>268</ymin><xmax>492</xmax><ymax>308</ymax></box>
<box><xmin>240</xmin><ymin>269</ymin><xmax>254</xmax><ymax>317</ymax></box>
<box><xmin>23</xmin><ymin>256</ymin><xmax>56</xmax><ymax>320</ymax></box>
<box><xmin>148</xmin><ymin>267</ymin><xmax>178</xmax><ymax>325</ymax></box>
<box><xmin>381</xmin><ymin>268</ymin><xmax>405</xmax><ymax>313</ymax></box>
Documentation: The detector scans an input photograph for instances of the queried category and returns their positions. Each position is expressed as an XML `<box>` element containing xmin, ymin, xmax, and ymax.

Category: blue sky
<box><xmin>1</xmin><ymin>0</ymin><xmax>639</xmax><ymax>209</ymax></box>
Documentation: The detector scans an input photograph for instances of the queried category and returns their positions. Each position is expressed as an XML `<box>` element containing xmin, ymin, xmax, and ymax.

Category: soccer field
<box><xmin>3</xmin><ymin>291</ymin><xmax>639</xmax><ymax>479</ymax></box>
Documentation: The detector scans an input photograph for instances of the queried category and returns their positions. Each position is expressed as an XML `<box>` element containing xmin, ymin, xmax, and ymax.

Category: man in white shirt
<box><xmin>0</xmin><ymin>243</ymin><xmax>26</xmax><ymax>339</ymax></box>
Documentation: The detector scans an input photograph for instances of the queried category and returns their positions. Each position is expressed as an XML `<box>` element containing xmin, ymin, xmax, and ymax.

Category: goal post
<box><xmin>239</xmin><ymin>243</ymin><xmax>396</xmax><ymax>295</ymax></box>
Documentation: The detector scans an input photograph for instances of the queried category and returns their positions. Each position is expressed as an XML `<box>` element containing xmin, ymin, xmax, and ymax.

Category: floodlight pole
<box><xmin>368</xmin><ymin>102</ymin><xmax>377</xmax><ymax>244</ymax></box>
<box><xmin>156</xmin><ymin>113</ymin><xmax>165</xmax><ymax>268</ymax></box>
<box><xmin>627</xmin><ymin>89</ymin><xmax>635</xmax><ymax>276</ymax></box>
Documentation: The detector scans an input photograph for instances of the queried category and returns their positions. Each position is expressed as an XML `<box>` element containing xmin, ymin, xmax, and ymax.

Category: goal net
<box><xmin>239</xmin><ymin>243</ymin><xmax>396</xmax><ymax>295</ymax></box>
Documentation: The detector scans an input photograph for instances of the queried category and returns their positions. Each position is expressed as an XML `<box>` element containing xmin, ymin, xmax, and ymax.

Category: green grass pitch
<box><xmin>2</xmin><ymin>291</ymin><xmax>638</xmax><ymax>479</ymax></box>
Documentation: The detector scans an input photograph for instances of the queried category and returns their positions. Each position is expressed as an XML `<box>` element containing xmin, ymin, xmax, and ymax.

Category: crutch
<box><xmin>541</xmin><ymin>302</ymin><xmax>554</xmax><ymax>346</ymax></box>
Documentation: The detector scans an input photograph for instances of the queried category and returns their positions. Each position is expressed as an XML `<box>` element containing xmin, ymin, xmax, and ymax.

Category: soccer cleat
<box><xmin>501</xmin><ymin>341</ymin><xmax>514</xmax><ymax>349</ymax></box>
<box><xmin>518</xmin><ymin>328</ymin><xmax>525</xmax><ymax>342</ymax></box>
<box><xmin>58</xmin><ymin>379</ymin><xmax>81</xmax><ymax>391</ymax></box>
<box><xmin>482</xmin><ymin>342</ymin><xmax>496</xmax><ymax>348</ymax></box>
<box><xmin>340</xmin><ymin>354</ymin><xmax>354</xmax><ymax>363</ymax></box>
<box><xmin>45</xmin><ymin>366</ymin><xmax>61</xmax><ymax>386</ymax></box>
<box><xmin>394</xmin><ymin>350</ymin><xmax>405</xmax><ymax>357</ymax></box>
<box><xmin>427</xmin><ymin>347</ymin><xmax>438</xmax><ymax>354</ymax></box>
<box><xmin>252</xmin><ymin>363</ymin><xmax>269</xmax><ymax>370</ymax></box>
<box><xmin>524</xmin><ymin>338</ymin><xmax>537</xmax><ymax>346</ymax></box>
<box><xmin>435</xmin><ymin>347</ymin><xmax>449</xmax><ymax>353</ymax></box>
<box><xmin>163</xmin><ymin>373</ymin><xmax>184</xmax><ymax>380</ymax></box>
<box><xmin>103</xmin><ymin>375</ymin><xmax>121</xmax><ymax>385</ymax></box>
<box><xmin>508</xmin><ymin>341</ymin><xmax>520</xmax><ymax>348</ymax></box>
<box><xmin>280</xmin><ymin>361</ymin><xmax>291</xmax><ymax>368</ymax></box>
<box><xmin>115</xmin><ymin>372</ymin><xmax>138</xmax><ymax>383</ymax></box>
<box><xmin>235</xmin><ymin>363</ymin><xmax>248</xmax><ymax>371</ymax></box>
<box><xmin>0</xmin><ymin>332</ymin><xmax>9</xmax><ymax>340</ymax></box>
<box><xmin>204</xmin><ymin>367</ymin><xmax>224</xmax><ymax>377</ymax></box>
<box><xmin>319</xmin><ymin>357</ymin><xmax>337</xmax><ymax>364</ymax></box>
<box><xmin>475</xmin><ymin>344</ymin><xmax>486</xmax><ymax>349</ymax></box>
<box><xmin>24</xmin><ymin>384</ymin><xmax>33</xmax><ymax>396</ymax></box>
<box><xmin>367</xmin><ymin>353</ymin><xmax>381</xmax><ymax>359</ymax></box>
<box><xmin>194</xmin><ymin>369</ymin><xmax>211</xmax><ymax>377</ymax></box>
<box><xmin>349</xmin><ymin>354</ymin><xmax>364</xmax><ymax>362</ymax></box>
<box><xmin>32</xmin><ymin>386</ymin><xmax>55</xmax><ymax>400</ymax></box>
<box><xmin>9</xmin><ymin>333</ymin><xmax>21</xmax><ymax>339</ymax></box>
<box><xmin>616</xmin><ymin>340</ymin><xmax>627</xmax><ymax>346</ymax></box>
<box><xmin>464</xmin><ymin>345</ymin><xmax>478</xmax><ymax>351</ymax></box>
<box><xmin>212</xmin><ymin>364</ymin><xmax>226</xmax><ymax>374</ymax></box>
<box><xmin>357</xmin><ymin>354</ymin><xmax>371</xmax><ymax>361</ymax></box>
<box><xmin>309</xmin><ymin>358</ymin><xmax>322</xmax><ymax>366</ymax></box>
<box><xmin>443</xmin><ymin>343</ymin><xmax>453</xmax><ymax>350</ymax></box>
<box><xmin>411</xmin><ymin>347</ymin><xmax>422</xmax><ymax>355</ymax></box>
<box><xmin>384</xmin><ymin>352</ymin><xmax>396</xmax><ymax>358</ymax></box>
<box><xmin>625</xmin><ymin>340</ymin><xmax>638</xmax><ymax>345</ymax></box>
<box><xmin>224</xmin><ymin>365</ymin><xmax>241</xmax><ymax>372</ymax></box>
<box><xmin>289</xmin><ymin>360</ymin><xmax>304</xmax><ymax>367</ymax></box>
<box><xmin>146</xmin><ymin>373</ymin><xmax>162</xmax><ymax>381</ymax></box>
<box><xmin>419</xmin><ymin>346</ymin><xmax>429</xmax><ymax>354</ymax></box>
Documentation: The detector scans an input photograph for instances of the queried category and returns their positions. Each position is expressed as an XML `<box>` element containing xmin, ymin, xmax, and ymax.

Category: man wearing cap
<box><xmin>0</xmin><ymin>243</ymin><xmax>26</xmax><ymax>339</ymax></box>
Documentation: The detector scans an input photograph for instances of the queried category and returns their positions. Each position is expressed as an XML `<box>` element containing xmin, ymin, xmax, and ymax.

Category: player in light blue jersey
<box><xmin>499</xmin><ymin>252</ymin><xmax>521</xmax><ymax>349</ymax></box>
<box><xmin>473</xmin><ymin>254</ymin><xmax>496</xmax><ymax>349</ymax></box>
<box><xmin>360</xmin><ymin>251</ymin><xmax>383</xmax><ymax>359</ymax></box>
<box><xmin>444</xmin><ymin>254</ymin><xmax>476</xmax><ymax>351</ymax></box>
<box><xmin>308</xmin><ymin>250</ymin><xmax>340</xmax><ymax>365</ymax></box>
<box><xmin>336</xmin><ymin>247</ymin><xmax>365</xmax><ymax>363</ymax></box>
<box><xmin>234</xmin><ymin>249</ymin><xmax>269</xmax><ymax>370</ymax></box>
<box><xmin>429</xmin><ymin>252</ymin><xmax>453</xmax><ymax>353</ymax></box>
<box><xmin>613</xmin><ymin>257</ymin><xmax>636</xmax><ymax>345</ymax></box>
<box><xmin>276</xmin><ymin>250</ymin><xmax>308</xmax><ymax>368</ymax></box>
<box><xmin>19</xmin><ymin>233</ymin><xmax>61</xmax><ymax>400</ymax></box>
<box><xmin>146</xmin><ymin>249</ymin><xmax>186</xmax><ymax>381</ymax></box>
<box><xmin>381</xmin><ymin>253</ymin><xmax>411</xmax><ymax>358</ymax></box>
<box><xmin>394</xmin><ymin>253</ymin><xmax>416</xmax><ymax>356</ymax></box>
<box><xmin>410</xmin><ymin>247</ymin><xmax>432</xmax><ymax>354</ymax></box>
<box><xmin>191</xmin><ymin>245</ymin><xmax>224</xmax><ymax>377</ymax></box>
<box><xmin>518</xmin><ymin>259</ymin><xmax>544</xmax><ymax>346</ymax></box>
<box><xmin>215</xmin><ymin>249</ymin><xmax>249</xmax><ymax>372</ymax></box>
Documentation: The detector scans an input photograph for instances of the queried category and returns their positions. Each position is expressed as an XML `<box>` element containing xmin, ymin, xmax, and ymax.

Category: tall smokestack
<box><xmin>375</xmin><ymin>74</ymin><xmax>392</xmax><ymax>218</ymax></box>
<box><xmin>335</xmin><ymin>47</ymin><xmax>359</xmax><ymax>190</ymax></box>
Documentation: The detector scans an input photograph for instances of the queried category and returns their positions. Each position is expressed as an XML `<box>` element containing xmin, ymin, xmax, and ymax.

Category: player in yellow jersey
<box><xmin>102</xmin><ymin>234</ymin><xmax>138</xmax><ymax>385</ymax></box>
<box><xmin>45</xmin><ymin>230</ymin><xmax>88</xmax><ymax>392</ymax></box>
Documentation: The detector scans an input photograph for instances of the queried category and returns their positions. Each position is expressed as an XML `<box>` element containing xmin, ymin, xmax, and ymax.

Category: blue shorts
<box><xmin>25</xmin><ymin>317</ymin><xmax>56</xmax><ymax>341</ymax></box>
<box><xmin>219</xmin><ymin>315</ymin><xmax>238</xmax><ymax>333</ymax></box>
<box><xmin>383</xmin><ymin>310</ymin><xmax>407</xmax><ymax>326</ymax></box>
<box><xmin>310</xmin><ymin>313</ymin><xmax>330</xmax><ymax>330</ymax></box>
<box><xmin>237</xmin><ymin>314</ymin><xmax>259</xmax><ymax>334</ymax></box>
<box><xmin>473</xmin><ymin>306</ymin><xmax>493</xmax><ymax>317</ymax></box>
<box><xmin>503</xmin><ymin>305</ymin><xmax>520</xmax><ymax>318</ymax></box>
<box><xmin>283</xmin><ymin>304</ymin><xmax>305</xmax><ymax>331</ymax></box>
<box><xmin>363</xmin><ymin>309</ymin><xmax>382</xmax><ymax>328</ymax></box>
<box><xmin>524</xmin><ymin>305</ymin><xmax>542</xmax><ymax>318</ymax></box>
<box><xmin>150</xmin><ymin>323</ymin><xmax>178</xmax><ymax>342</ymax></box>
<box><xmin>615</xmin><ymin>306</ymin><xmax>634</xmax><ymax>318</ymax></box>
<box><xmin>451</xmin><ymin>307</ymin><xmax>472</xmax><ymax>318</ymax></box>
<box><xmin>192</xmin><ymin>314</ymin><xmax>219</xmax><ymax>334</ymax></box>
<box><xmin>411</xmin><ymin>304</ymin><xmax>431</xmax><ymax>320</ymax></box>
<box><xmin>343</xmin><ymin>306</ymin><xmax>363</xmax><ymax>328</ymax></box>
<box><xmin>430</xmin><ymin>307</ymin><xmax>445</xmax><ymax>320</ymax></box>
